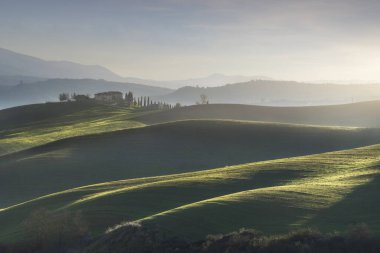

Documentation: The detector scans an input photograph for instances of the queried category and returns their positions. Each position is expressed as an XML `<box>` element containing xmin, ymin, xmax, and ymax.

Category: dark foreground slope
<box><xmin>136</xmin><ymin>101</ymin><xmax>380</xmax><ymax>127</ymax></box>
<box><xmin>84</xmin><ymin>226</ymin><xmax>380</xmax><ymax>253</ymax></box>
<box><xmin>2</xmin><ymin>120</ymin><xmax>380</xmax><ymax>207</ymax></box>
<box><xmin>1</xmin><ymin>144</ymin><xmax>379</xmax><ymax>244</ymax></box>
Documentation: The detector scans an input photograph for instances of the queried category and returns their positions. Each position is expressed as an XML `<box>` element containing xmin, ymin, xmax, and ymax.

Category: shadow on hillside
<box><xmin>306</xmin><ymin>168</ymin><xmax>380</xmax><ymax>233</ymax></box>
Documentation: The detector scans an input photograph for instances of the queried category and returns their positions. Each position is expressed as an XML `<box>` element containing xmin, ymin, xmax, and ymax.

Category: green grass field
<box><xmin>0</xmin><ymin>102</ymin><xmax>151</xmax><ymax>156</ymax></box>
<box><xmin>1</xmin><ymin>144</ymin><xmax>379</xmax><ymax>243</ymax></box>
<box><xmin>2</xmin><ymin>120</ymin><xmax>380</xmax><ymax>207</ymax></box>
<box><xmin>1</xmin><ymin>101</ymin><xmax>380</xmax><ymax>245</ymax></box>
<box><xmin>3</xmin><ymin>101</ymin><xmax>380</xmax><ymax>157</ymax></box>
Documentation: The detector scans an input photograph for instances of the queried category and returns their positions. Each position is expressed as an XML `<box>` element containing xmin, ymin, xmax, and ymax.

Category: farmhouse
<box><xmin>73</xmin><ymin>94</ymin><xmax>90</xmax><ymax>102</ymax></box>
<box><xmin>94</xmin><ymin>91</ymin><xmax>123</xmax><ymax>103</ymax></box>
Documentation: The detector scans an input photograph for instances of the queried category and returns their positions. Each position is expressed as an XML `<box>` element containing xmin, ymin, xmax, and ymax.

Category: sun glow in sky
<box><xmin>1</xmin><ymin>0</ymin><xmax>380</xmax><ymax>81</ymax></box>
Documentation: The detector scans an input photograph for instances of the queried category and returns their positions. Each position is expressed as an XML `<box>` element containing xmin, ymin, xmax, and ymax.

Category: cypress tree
<box><xmin>125</xmin><ymin>91</ymin><xmax>134</xmax><ymax>107</ymax></box>
<box><xmin>129</xmin><ymin>92</ymin><xmax>134</xmax><ymax>107</ymax></box>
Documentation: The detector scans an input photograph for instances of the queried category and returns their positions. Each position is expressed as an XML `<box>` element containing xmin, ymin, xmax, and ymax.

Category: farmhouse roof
<box><xmin>95</xmin><ymin>91</ymin><xmax>123</xmax><ymax>96</ymax></box>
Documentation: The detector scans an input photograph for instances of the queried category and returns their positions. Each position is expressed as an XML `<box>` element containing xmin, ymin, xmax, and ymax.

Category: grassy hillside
<box><xmin>0</xmin><ymin>102</ymin><xmax>147</xmax><ymax>156</ymax></box>
<box><xmin>2</xmin><ymin>120</ymin><xmax>380</xmax><ymax>207</ymax></box>
<box><xmin>136</xmin><ymin>101</ymin><xmax>380</xmax><ymax>127</ymax></box>
<box><xmin>1</xmin><ymin>144</ymin><xmax>379</xmax><ymax>243</ymax></box>
<box><xmin>3</xmin><ymin>100</ymin><xmax>379</xmax><ymax>157</ymax></box>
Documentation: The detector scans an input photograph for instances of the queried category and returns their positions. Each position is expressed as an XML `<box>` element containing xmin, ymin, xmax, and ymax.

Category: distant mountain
<box><xmin>0</xmin><ymin>48</ymin><xmax>125</xmax><ymax>82</ymax></box>
<box><xmin>0</xmin><ymin>75</ymin><xmax>46</xmax><ymax>86</ymax></box>
<box><xmin>0</xmin><ymin>79</ymin><xmax>172</xmax><ymax>109</ymax></box>
<box><xmin>0</xmin><ymin>48</ymin><xmax>272</xmax><ymax>89</ymax></box>
<box><xmin>123</xmin><ymin>73</ymin><xmax>272</xmax><ymax>88</ymax></box>
<box><xmin>155</xmin><ymin>80</ymin><xmax>380</xmax><ymax>106</ymax></box>
<box><xmin>5</xmin><ymin>47</ymin><xmax>380</xmax><ymax>108</ymax></box>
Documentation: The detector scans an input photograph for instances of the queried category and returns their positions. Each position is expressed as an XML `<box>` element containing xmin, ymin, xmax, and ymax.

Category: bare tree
<box><xmin>59</xmin><ymin>93</ymin><xmax>69</xmax><ymax>102</ymax></box>
<box><xmin>200</xmin><ymin>94</ymin><xmax>209</xmax><ymax>104</ymax></box>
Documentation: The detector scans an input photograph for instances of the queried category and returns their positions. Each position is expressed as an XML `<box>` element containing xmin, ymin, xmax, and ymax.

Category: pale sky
<box><xmin>1</xmin><ymin>0</ymin><xmax>380</xmax><ymax>81</ymax></box>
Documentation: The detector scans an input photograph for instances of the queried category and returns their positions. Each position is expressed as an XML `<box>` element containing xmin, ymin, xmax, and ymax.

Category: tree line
<box><xmin>58</xmin><ymin>91</ymin><xmax>211</xmax><ymax>107</ymax></box>
<box><xmin>124</xmin><ymin>91</ymin><xmax>179</xmax><ymax>109</ymax></box>
<box><xmin>58</xmin><ymin>91</ymin><xmax>182</xmax><ymax>110</ymax></box>
<box><xmin>59</xmin><ymin>93</ymin><xmax>90</xmax><ymax>102</ymax></box>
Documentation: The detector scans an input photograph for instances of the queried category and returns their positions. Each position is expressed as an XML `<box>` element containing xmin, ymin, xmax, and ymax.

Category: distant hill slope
<box><xmin>2</xmin><ymin>100</ymin><xmax>380</xmax><ymax>157</ymax></box>
<box><xmin>0</xmin><ymin>48</ymin><xmax>123</xmax><ymax>81</ymax></box>
<box><xmin>0</xmin><ymin>78</ymin><xmax>172</xmax><ymax>109</ymax></box>
<box><xmin>123</xmin><ymin>73</ymin><xmax>272</xmax><ymax>89</ymax></box>
<box><xmin>0</xmin><ymin>101</ymin><xmax>104</xmax><ymax>129</ymax></box>
<box><xmin>1</xmin><ymin>144</ymin><xmax>379</xmax><ymax>243</ymax></box>
<box><xmin>0</xmin><ymin>75</ymin><xmax>46</xmax><ymax>86</ymax></box>
<box><xmin>0</xmin><ymin>102</ymin><xmax>147</xmax><ymax>156</ymax></box>
<box><xmin>2</xmin><ymin>120</ymin><xmax>380</xmax><ymax>207</ymax></box>
<box><xmin>136</xmin><ymin>101</ymin><xmax>380</xmax><ymax>127</ymax></box>
<box><xmin>156</xmin><ymin>80</ymin><xmax>380</xmax><ymax>106</ymax></box>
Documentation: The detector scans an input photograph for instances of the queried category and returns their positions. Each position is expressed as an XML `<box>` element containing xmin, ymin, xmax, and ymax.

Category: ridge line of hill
<box><xmin>3</xmin><ymin>119</ymin><xmax>380</xmax><ymax>208</ymax></box>
<box><xmin>2</xmin><ymin>142</ymin><xmax>378</xmax><ymax>212</ymax></box>
<box><xmin>1</xmin><ymin>143</ymin><xmax>380</xmax><ymax>242</ymax></box>
<box><xmin>1</xmin><ymin>119</ymin><xmax>366</xmax><ymax>160</ymax></box>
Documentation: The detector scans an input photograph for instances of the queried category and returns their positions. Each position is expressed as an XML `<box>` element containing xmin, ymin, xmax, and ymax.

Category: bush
<box><xmin>21</xmin><ymin>208</ymin><xmax>89</xmax><ymax>253</ymax></box>
<box><xmin>200</xmin><ymin>228</ymin><xmax>263</xmax><ymax>253</ymax></box>
<box><xmin>4</xmin><ymin>220</ymin><xmax>380</xmax><ymax>253</ymax></box>
<box><xmin>195</xmin><ymin>226</ymin><xmax>380</xmax><ymax>253</ymax></box>
<box><xmin>84</xmin><ymin>222</ymin><xmax>189</xmax><ymax>253</ymax></box>
<box><xmin>347</xmin><ymin>223</ymin><xmax>372</xmax><ymax>241</ymax></box>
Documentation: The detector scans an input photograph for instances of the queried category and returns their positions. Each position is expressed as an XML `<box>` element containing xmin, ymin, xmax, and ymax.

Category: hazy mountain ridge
<box><xmin>0</xmin><ymin>48</ymin><xmax>271</xmax><ymax>89</ymax></box>
<box><xmin>3</xmin><ymin>47</ymin><xmax>380</xmax><ymax>108</ymax></box>
<box><xmin>123</xmin><ymin>73</ymin><xmax>272</xmax><ymax>88</ymax></box>
<box><xmin>0</xmin><ymin>75</ymin><xmax>46</xmax><ymax>86</ymax></box>
<box><xmin>157</xmin><ymin>80</ymin><xmax>380</xmax><ymax>106</ymax></box>
<box><xmin>0</xmin><ymin>48</ymin><xmax>124</xmax><ymax>81</ymax></box>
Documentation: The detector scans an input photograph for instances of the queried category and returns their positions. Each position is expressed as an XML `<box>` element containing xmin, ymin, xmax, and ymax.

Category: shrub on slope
<box><xmin>3</xmin><ymin>224</ymin><xmax>380</xmax><ymax>253</ymax></box>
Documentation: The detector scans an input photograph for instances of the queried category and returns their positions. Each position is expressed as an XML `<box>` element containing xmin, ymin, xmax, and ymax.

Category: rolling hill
<box><xmin>156</xmin><ymin>80</ymin><xmax>380</xmax><ymax>106</ymax></box>
<box><xmin>1</xmin><ymin>144</ymin><xmax>379</xmax><ymax>243</ymax></box>
<box><xmin>135</xmin><ymin>101</ymin><xmax>380</xmax><ymax>128</ymax></box>
<box><xmin>2</xmin><ymin>120</ymin><xmax>380</xmax><ymax>208</ymax></box>
<box><xmin>2</xmin><ymin>100</ymin><xmax>380</xmax><ymax>158</ymax></box>
<box><xmin>0</xmin><ymin>102</ymin><xmax>155</xmax><ymax>156</ymax></box>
